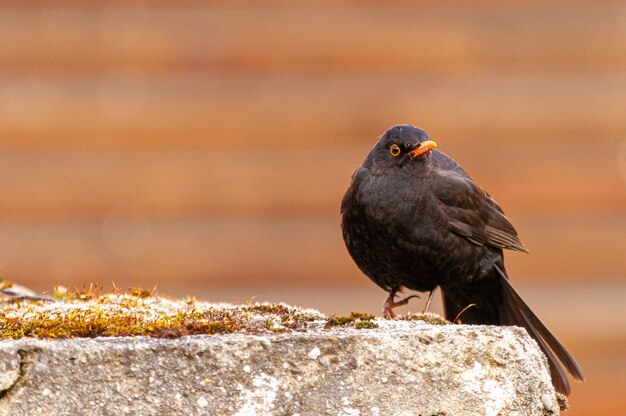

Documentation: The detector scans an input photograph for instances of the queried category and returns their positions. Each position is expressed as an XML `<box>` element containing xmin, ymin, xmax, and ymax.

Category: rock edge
<box><xmin>0</xmin><ymin>318</ymin><xmax>560</xmax><ymax>416</ymax></box>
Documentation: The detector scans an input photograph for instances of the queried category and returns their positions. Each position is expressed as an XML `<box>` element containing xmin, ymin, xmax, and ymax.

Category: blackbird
<box><xmin>341</xmin><ymin>125</ymin><xmax>584</xmax><ymax>395</ymax></box>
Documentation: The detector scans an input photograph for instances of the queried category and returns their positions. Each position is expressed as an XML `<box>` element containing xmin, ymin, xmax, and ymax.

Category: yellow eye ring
<box><xmin>390</xmin><ymin>144</ymin><xmax>401</xmax><ymax>157</ymax></box>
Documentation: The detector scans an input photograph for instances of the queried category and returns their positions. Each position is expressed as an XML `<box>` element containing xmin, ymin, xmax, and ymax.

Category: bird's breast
<box><xmin>342</xmin><ymin>172</ymin><xmax>454</xmax><ymax>290</ymax></box>
<box><xmin>356</xmin><ymin>173</ymin><xmax>427</xmax><ymax>223</ymax></box>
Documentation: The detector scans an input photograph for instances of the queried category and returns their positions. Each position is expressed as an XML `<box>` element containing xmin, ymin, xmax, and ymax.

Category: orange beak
<box><xmin>409</xmin><ymin>140</ymin><xmax>437</xmax><ymax>158</ymax></box>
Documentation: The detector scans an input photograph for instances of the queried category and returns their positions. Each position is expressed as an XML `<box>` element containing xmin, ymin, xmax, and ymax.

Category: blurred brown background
<box><xmin>0</xmin><ymin>1</ymin><xmax>625</xmax><ymax>413</ymax></box>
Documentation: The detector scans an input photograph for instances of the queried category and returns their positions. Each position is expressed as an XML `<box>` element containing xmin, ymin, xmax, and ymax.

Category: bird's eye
<box><xmin>389</xmin><ymin>144</ymin><xmax>401</xmax><ymax>157</ymax></box>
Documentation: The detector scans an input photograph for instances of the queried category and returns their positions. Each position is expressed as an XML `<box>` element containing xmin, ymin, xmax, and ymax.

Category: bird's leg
<box><xmin>382</xmin><ymin>289</ymin><xmax>419</xmax><ymax>319</ymax></box>
<box><xmin>422</xmin><ymin>289</ymin><xmax>435</xmax><ymax>314</ymax></box>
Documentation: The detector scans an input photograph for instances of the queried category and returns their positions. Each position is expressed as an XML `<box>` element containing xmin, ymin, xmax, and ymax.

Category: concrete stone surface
<box><xmin>0</xmin><ymin>319</ymin><xmax>561</xmax><ymax>416</ymax></box>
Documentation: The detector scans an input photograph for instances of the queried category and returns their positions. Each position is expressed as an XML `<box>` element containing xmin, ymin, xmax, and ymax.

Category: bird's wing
<box><xmin>430</xmin><ymin>152</ymin><xmax>528</xmax><ymax>253</ymax></box>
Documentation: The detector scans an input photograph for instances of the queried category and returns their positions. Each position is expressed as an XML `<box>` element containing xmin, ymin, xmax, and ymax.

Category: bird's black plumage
<box><xmin>341</xmin><ymin>125</ymin><xmax>584</xmax><ymax>395</ymax></box>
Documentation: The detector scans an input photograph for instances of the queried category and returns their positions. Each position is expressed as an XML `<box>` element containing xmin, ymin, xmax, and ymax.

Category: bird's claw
<box><xmin>382</xmin><ymin>291</ymin><xmax>419</xmax><ymax>318</ymax></box>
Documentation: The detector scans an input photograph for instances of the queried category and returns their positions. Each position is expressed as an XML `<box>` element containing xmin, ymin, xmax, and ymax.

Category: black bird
<box><xmin>341</xmin><ymin>125</ymin><xmax>584</xmax><ymax>395</ymax></box>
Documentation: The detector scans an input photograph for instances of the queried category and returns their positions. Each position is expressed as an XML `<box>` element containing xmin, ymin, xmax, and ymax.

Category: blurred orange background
<box><xmin>0</xmin><ymin>1</ymin><xmax>625</xmax><ymax>414</ymax></box>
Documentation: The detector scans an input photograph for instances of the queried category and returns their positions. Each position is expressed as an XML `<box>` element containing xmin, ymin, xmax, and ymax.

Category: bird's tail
<box><xmin>441</xmin><ymin>265</ymin><xmax>585</xmax><ymax>395</ymax></box>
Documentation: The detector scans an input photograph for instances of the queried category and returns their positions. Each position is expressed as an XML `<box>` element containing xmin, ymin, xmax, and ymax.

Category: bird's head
<box><xmin>364</xmin><ymin>125</ymin><xmax>437</xmax><ymax>171</ymax></box>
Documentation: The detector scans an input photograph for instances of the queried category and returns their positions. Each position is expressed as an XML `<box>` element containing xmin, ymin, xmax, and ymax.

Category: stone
<box><xmin>0</xmin><ymin>317</ymin><xmax>560</xmax><ymax>415</ymax></box>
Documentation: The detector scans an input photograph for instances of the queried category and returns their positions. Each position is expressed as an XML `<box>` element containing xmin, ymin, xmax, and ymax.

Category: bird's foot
<box><xmin>422</xmin><ymin>289</ymin><xmax>435</xmax><ymax>314</ymax></box>
<box><xmin>382</xmin><ymin>291</ymin><xmax>419</xmax><ymax>318</ymax></box>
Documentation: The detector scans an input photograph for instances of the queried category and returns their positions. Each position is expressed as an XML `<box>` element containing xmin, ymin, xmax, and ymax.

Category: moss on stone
<box><xmin>0</xmin><ymin>287</ymin><xmax>330</xmax><ymax>339</ymax></box>
<box><xmin>324</xmin><ymin>312</ymin><xmax>377</xmax><ymax>329</ymax></box>
<box><xmin>399</xmin><ymin>312</ymin><xmax>449</xmax><ymax>325</ymax></box>
<box><xmin>355</xmin><ymin>321</ymin><xmax>379</xmax><ymax>329</ymax></box>
<box><xmin>0</xmin><ymin>287</ymin><xmax>399</xmax><ymax>339</ymax></box>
